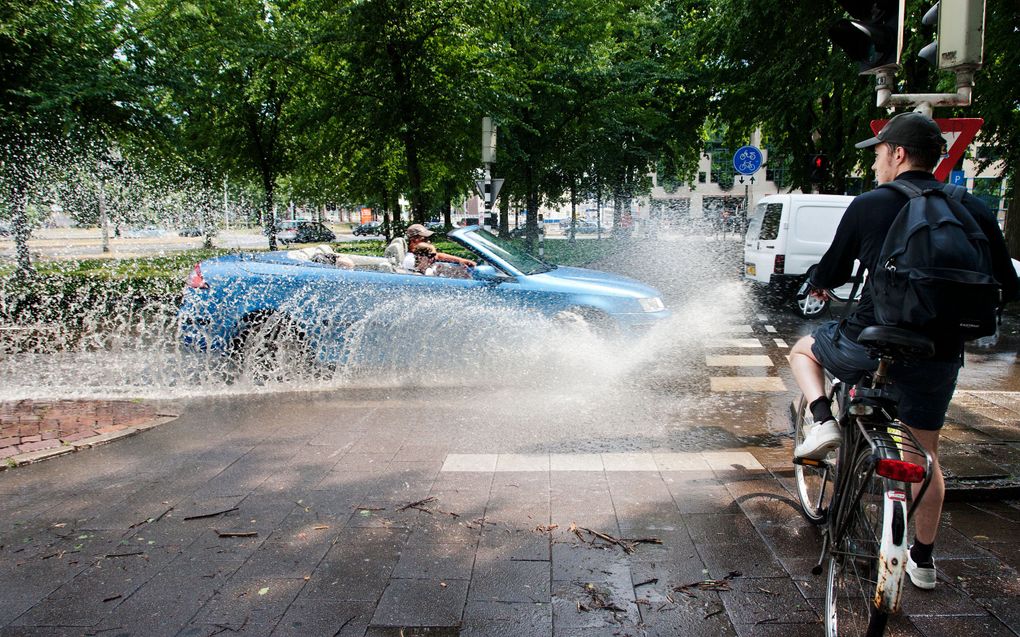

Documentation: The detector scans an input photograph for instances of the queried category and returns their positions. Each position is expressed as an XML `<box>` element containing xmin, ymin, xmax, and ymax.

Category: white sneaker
<box><xmin>794</xmin><ymin>418</ymin><xmax>841</xmax><ymax>460</ymax></box>
<box><xmin>906</xmin><ymin>552</ymin><xmax>937</xmax><ymax>590</ymax></box>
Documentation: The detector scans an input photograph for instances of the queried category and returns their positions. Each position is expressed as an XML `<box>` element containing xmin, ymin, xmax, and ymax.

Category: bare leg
<box><xmin>789</xmin><ymin>335</ymin><xmax>826</xmax><ymax>404</ymax></box>
<box><xmin>902</xmin><ymin>426</ymin><xmax>944</xmax><ymax>545</ymax></box>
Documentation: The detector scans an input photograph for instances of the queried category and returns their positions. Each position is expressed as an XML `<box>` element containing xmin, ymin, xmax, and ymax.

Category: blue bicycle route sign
<box><xmin>733</xmin><ymin>146</ymin><xmax>763</xmax><ymax>175</ymax></box>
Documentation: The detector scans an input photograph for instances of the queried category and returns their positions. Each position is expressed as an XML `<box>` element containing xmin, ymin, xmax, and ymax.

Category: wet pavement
<box><xmin>1</xmin><ymin>375</ymin><xmax>1018</xmax><ymax>635</ymax></box>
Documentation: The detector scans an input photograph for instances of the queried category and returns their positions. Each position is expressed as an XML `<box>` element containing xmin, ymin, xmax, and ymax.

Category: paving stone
<box><xmin>469</xmin><ymin>559</ymin><xmax>550</xmax><ymax>603</ymax></box>
<box><xmin>92</xmin><ymin>558</ymin><xmax>239</xmax><ymax>637</ymax></box>
<box><xmin>392</xmin><ymin>542</ymin><xmax>475</xmax><ymax>580</ymax></box>
<box><xmin>936</xmin><ymin>558</ymin><xmax>1020</xmax><ymax>598</ymax></box>
<box><xmin>910</xmin><ymin>613</ymin><xmax>1016</xmax><ymax>637</ymax></box>
<box><xmin>271</xmin><ymin>599</ymin><xmax>375</xmax><ymax>637</ymax></box>
<box><xmin>476</xmin><ymin>528</ymin><xmax>549</xmax><ymax>562</ymax></box>
<box><xmin>184</xmin><ymin>576</ymin><xmax>304</xmax><ymax>636</ymax></box>
<box><xmin>697</xmin><ymin>540</ymin><xmax>787</xmax><ymax>579</ymax></box>
<box><xmin>460</xmin><ymin>601</ymin><xmax>552</xmax><ymax>637</ymax></box>
<box><xmin>370</xmin><ymin>578</ymin><xmax>469</xmax><ymax>627</ymax></box>
<box><xmin>719</xmin><ymin>576</ymin><xmax>817</xmax><ymax>626</ymax></box>
<box><xmin>550</xmin><ymin>576</ymin><xmax>639</xmax><ymax>630</ymax></box>
<box><xmin>684</xmin><ymin>513</ymin><xmax>759</xmax><ymax>544</ymax></box>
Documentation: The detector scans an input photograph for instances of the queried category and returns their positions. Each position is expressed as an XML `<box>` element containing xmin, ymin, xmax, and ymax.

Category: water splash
<box><xmin>0</xmin><ymin>234</ymin><xmax>752</xmax><ymax>401</ymax></box>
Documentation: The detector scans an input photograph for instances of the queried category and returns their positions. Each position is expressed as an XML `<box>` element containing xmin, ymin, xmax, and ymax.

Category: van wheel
<box><xmin>796</xmin><ymin>294</ymin><xmax>829</xmax><ymax>318</ymax></box>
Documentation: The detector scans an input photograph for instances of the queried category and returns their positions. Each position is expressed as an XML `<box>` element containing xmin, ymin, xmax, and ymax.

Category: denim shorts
<box><xmin>810</xmin><ymin>321</ymin><xmax>962</xmax><ymax>431</ymax></box>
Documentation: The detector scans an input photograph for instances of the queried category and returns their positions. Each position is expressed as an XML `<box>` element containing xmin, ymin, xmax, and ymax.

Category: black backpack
<box><xmin>870</xmin><ymin>180</ymin><xmax>1001</xmax><ymax>340</ymax></box>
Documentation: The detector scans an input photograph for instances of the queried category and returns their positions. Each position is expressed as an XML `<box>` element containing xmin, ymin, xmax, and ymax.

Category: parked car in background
<box><xmin>179</xmin><ymin>226</ymin><xmax>670</xmax><ymax>381</ymax></box>
<box><xmin>179</xmin><ymin>226</ymin><xmax>203</xmax><ymax>237</ymax></box>
<box><xmin>352</xmin><ymin>221</ymin><xmax>383</xmax><ymax>236</ymax></box>
<box><xmin>276</xmin><ymin>221</ymin><xmax>336</xmax><ymax>245</ymax></box>
<box><xmin>509</xmin><ymin>225</ymin><xmax>545</xmax><ymax>239</ymax></box>
<box><xmin>425</xmin><ymin>220</ymin><xmax>445</xmax><ymax>232</ymax></box>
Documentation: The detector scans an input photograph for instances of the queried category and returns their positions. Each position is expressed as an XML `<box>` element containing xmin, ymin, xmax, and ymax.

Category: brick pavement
<box><xmin>0</xmin><ymin>399</ymin><xmax>175</xmax><ymax>465</ymax></box>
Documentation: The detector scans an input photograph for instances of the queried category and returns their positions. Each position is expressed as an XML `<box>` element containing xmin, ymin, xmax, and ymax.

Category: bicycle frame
<box><xmin>816</xmin><ymin>356</ymin><xmax>935</xmax><ymax>617</ymax></box>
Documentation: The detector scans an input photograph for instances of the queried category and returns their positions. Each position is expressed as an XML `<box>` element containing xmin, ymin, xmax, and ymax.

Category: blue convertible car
<box><xmin>179</xmin><ymin>226</ymin><xmax>669</xmax><ymax>378</ymax></box>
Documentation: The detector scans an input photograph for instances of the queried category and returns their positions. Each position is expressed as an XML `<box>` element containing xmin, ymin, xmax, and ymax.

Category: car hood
<box><xmin>532</xmin><ymin>266</ymin><xmax>659</xmax><ymax>299</ymax></box>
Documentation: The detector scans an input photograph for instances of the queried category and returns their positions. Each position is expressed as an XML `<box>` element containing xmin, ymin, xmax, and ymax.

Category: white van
<box><xmin>744</xmin><ymin>194</ymin><xmax>858</xmax><ymax>317</ymax></box>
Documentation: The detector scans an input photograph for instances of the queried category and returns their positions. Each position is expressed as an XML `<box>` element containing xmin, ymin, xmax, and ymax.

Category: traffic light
<box><xmin>829</xmin><ymin>0</ymin><xmax>905</xmax><ymax>75</ymax></box>
<box><xmin>809</xmin><ymin>155</ymin><xmax>829</xmax><ymax>182</ymax></box>
<box><xmin>917</xmin><ymin>0</ymin><xmax>985</xmax><ymax>71</ymax></box>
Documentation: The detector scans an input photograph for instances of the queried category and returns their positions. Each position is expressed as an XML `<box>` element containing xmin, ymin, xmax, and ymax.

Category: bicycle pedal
<box><xmin>794</xmin><ymin>457</ymin><xmax>823</xmax><ymax>467</ymax></box>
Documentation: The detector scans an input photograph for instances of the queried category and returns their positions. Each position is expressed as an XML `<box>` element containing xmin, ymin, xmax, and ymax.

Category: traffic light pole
<box><xmin>873</xmin><ymin>66</ymin><xmax>977</xmax><ymax>115</ymax></box>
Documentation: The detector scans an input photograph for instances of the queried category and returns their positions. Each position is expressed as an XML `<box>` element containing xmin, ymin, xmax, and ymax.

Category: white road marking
<box><xmin>440</xmin><ymin>454</ymin><xmax>498</xmax><ymax>472</ymax></box>
<box><xmin>705</xmin><ymin>338</ymin><xmax>763</xmax><ymax>349</ymax></box>
<box><xmin>709</xmin><ymin>377</ymin><xmax>787</xmax><ymax>392</ymax></box>
<box><xmin>774</xmin><ymin>338</ymin><xmax>789</xmax><ymax>349</ymax></box>
<box><xmin>765</xmin><ymin>325</ymin><xmax>777</xmax><ymax>333</ymax></box>
<box><xmin>756</xmin><ymin>314</ymin><xmax>768</xmax><ymax>321</ymax></box>
<box><xmin>720</xmin><ymin>325</ymin><xmax>753</xmax><ymax>333</ymax></box>
<box><xmin>705</xmin><ymin>355</ymin><xmax>774</xmax><ymax>367</ymax></box>
<box><xmin>440</xmin><ymin>452</ymin><xmax>766</xmax><ymax>473</ymax></box>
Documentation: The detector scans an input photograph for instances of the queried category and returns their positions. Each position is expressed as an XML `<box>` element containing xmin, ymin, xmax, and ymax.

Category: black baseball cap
<box><xmin>854</xmin><ymin>111</ymin><xmax>945</xmax><ymax>151</ymax></box>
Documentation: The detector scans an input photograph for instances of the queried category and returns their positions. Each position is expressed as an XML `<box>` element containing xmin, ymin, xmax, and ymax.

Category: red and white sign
<box><xmin>360</xmin><ymin>207</ymin><xmax>373</xmax><ymax>224</ymax></box>
<box><xmin>869</xmin><ymin>117</ymin><xmax>983</xmax><ymax>182</ymax></box>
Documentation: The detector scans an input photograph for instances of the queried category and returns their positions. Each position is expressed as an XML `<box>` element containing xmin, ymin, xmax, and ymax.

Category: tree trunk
<box><xmin>524</xmin><ymin>165</ymin><xmax>539</xmax><ymax>251</ymax></box>
<box><xmin>263</xmin><ymin>174</ymin><xmax>277</xmax><ymax>251</ymax></box>
<box><xmin>1006</xmin><ymin>177</ymin><xmax>1019</xmax><ymax>260</ymax></box>
<box><xmin>98</xmin><ymin>180</ymin><xmax>110</xmax><ymax>254</ymax></box>
<box><xmin>569</xmin><ymin>177</ymin><xmax>577</xmax><ymax>244</ymax></box>
<box><xmin>8</xmin><ymin>178</ymin><xmax>33</xmax><ymax>276</ymax></box>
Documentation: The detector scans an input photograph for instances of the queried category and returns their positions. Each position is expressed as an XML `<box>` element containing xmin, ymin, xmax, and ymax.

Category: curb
<box><xmin>1</xmin><ymin>414</ymin><xmax>178</xmax><ymax>471</ymax></box>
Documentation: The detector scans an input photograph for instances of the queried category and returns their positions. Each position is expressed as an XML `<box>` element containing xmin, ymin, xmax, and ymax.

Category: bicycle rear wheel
<box><xmin>824</xmin><ymin>444</ymin><xmax>892</xmax><ymax>637</ymax></box>
<box><xmin>793</xmin><ymin>390</ymin><xmax>837</xmax><ymax>523</ymax></box>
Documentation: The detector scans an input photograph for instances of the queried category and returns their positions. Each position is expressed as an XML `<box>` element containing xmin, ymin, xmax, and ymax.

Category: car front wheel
<box><xmin>796</xmin><ymin>294</ymin><xmax>829</xmax><ymax>319</ymax></box>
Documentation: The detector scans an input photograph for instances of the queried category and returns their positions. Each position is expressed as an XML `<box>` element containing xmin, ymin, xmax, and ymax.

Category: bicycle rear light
<box><xmin>875</xmin><ymin>458</ymin><xmax>925</xmax><ymax>483</ymax></box>
<box><xmin>774</xmin><ymin>254</ymin><xmax>785</xmax><ymax>274</ymax></box>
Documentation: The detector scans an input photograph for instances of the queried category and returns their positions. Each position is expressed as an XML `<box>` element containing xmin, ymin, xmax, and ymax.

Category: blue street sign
<box><xmin>733</xmin><ymin>146</ymin><xmax>763</xmax><ymax>175</ymax></box>
<box><xmin>950</xmin><ymin>170</ymin><xmax>966</xmax><ymax>186</ymax></box>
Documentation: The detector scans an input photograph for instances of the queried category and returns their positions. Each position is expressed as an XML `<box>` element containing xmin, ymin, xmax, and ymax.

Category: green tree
<box><xmin>1</xmin><ymin>0</ymin><xmax>141</xmax><ymax>273</ymax></box>
<box><xmin>137</xmin><ymin>0</ymin><xmax>304</xmax><ymax>249</ymax></box>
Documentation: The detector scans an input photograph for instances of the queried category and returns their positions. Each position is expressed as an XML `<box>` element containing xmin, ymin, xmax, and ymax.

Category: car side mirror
<box><xmin>471</xmin><ymin>264</ymin><xmax>503</xmax><ymax>282</ymax></box>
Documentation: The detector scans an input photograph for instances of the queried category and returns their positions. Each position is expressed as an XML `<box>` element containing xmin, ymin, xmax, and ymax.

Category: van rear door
<box><xmin>784</xmin><ymin>200</ymin><xmax>852</xmax><ymax>276</ymax></box>
<box><xmin>743</xmin><ymin>200</ymin><xmax>785</xmax><ymax>283</ymax></box>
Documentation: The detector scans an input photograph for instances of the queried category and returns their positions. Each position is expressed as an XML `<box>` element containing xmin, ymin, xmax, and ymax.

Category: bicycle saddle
<box><xmin>858</xmin><ymin>326</ymin><xmax>935</xmax><ymax>359</ymax></box>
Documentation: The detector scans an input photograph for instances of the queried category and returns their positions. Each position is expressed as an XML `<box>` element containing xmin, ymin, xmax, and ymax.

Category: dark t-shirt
<box><xmin>809</xmin><ymin>170</ymin><xmax>1019</xmax><ymax>360</ymax></box>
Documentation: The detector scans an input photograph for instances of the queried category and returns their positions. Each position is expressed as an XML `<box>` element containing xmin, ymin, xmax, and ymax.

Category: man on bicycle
<box><xmin>789</xmin><ymin>111</ymin><xmax>1018</xmax><ymax>590</ymax></box>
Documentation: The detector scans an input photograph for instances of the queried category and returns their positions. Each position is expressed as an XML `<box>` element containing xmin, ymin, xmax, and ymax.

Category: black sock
<box><xmin>810</xmin><ymin>397</ymin><xmax>833</xmax><ymax>424</ymax></box>
<box><xmin>911</xmin><ymin>540</ymin><xmax>935</xmax><ymax>566</ymax></box>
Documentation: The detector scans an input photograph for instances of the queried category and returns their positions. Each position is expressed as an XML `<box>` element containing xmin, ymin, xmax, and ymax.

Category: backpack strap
<box><xmin>878</xmin><ymin>179</ymin><xmax>925</xmax><ymax>199</ymax></box>
<box><xmin>940</xmin><ymin>183</ymin><xmax>966</xmax><ymax>202</ymax></box>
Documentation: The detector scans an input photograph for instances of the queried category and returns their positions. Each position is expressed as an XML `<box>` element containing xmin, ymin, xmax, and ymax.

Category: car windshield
<box><xmin>464</xmin><ymin>228</ymin><xmax>554</xmax><ymax>275</ymax></box>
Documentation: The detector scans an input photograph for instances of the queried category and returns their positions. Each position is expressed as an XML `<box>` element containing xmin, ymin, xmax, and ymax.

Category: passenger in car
<box><xmin>408</xmin><ymin>242</ymin><xmax>439</xmax><ymax>276</ymax></box>
<box><xmin>385</xmin><ymin>224</ymin><xmax>476</xmax><ymax>270</ymax></box>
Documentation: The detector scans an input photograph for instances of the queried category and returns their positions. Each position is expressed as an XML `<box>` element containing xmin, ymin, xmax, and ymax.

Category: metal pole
<box><xmin>538</xmin><ymin>213</ymin><xmax>544</xmax><ymax>258</ymax></box>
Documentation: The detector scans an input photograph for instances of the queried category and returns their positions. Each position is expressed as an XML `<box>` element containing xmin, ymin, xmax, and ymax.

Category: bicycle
<box><xmin>791</xmin><ymin>323</ymin><xmax>936</xmax><ymax>637</ymax></box>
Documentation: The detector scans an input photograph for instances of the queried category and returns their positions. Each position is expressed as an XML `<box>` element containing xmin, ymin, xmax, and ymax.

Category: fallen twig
<box><xmin>102</xmin><ymin>594</ymin><xmax>122</xmax><ymax>603</ymax></box>
<box><xmin>634</xmin><ymin>578</ymin><xmax>658</xmax><ymax>588</ymax></box>
<box><xmin>534</xmin><ymin>524</ymin><xmax>559</xmax><ymax>533</ymax></box>
<box><xmin>215</xmin><ymin>530</ymin><xmax>258</xmax><ymax>538</ymax></box>
<box><xmin>397</xmin><ymin>497</ymin><xmax>437</xmax><ymax>513</ymax></box>
<box><xmin>577</xmin><ymin>582</ymin><xmax>627</xmax><ymax>613</ymax></box>
<box><xmin>183</xmin><ymin>507</ymin><xmax>238</xmax><ymax>521</ymax></box>
<box><xmin>705</xmin><ymin>607</ymin><xmax>724</xmax><ymax>619</ymax></box>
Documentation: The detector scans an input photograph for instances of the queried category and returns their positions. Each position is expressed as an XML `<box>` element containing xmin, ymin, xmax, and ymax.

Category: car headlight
<box><xmin>638</xmin><ymin>297</ymin><xmax>664</xmax><ymax>312</ymax></box>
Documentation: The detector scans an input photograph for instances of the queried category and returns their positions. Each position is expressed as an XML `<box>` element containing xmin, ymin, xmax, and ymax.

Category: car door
<box><xmin>744</xmin><ymin>200</ymin><xmax>786</xmax><ymax>283</ymax></box>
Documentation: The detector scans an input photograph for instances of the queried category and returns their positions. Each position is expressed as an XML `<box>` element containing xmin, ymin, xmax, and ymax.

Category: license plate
<box><xmin>745</xmin><ymin>263</ymin><xmax>756</xmax><ymax>276</ymax></box>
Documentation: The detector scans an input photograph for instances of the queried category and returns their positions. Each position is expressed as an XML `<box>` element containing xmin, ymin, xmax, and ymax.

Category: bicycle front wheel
<box><xmin>824</xmin><ymin>444</ymin><xmax>892</xmax><ymax>637</ymax></box>
<box><xmin>793</xmin><ymin>393</ymin><xmax>837</xmax><ymax>524</ymax></box>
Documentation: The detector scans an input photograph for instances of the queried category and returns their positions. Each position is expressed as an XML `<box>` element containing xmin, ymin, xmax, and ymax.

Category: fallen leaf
<box><xmin>258</xmin><ymin>587</ymin><xmax>269</xmax><ymax>596</ymax></box>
